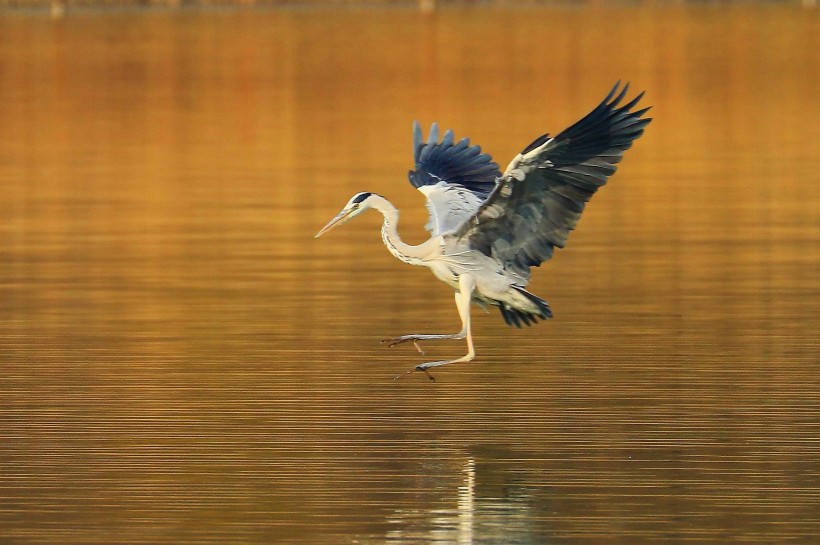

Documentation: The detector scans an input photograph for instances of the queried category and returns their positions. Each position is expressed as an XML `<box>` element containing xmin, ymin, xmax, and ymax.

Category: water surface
<box><xmin>0</xmin><ymin>5</ymin><xmax>818</xmax><ymax>544</ymax></box>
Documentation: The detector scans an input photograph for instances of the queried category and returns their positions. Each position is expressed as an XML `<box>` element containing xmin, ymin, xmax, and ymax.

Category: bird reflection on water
<box><xmin>382</xmin><ymin>455</ymin><xmax>549</xmax><ymax>545</ymax></box>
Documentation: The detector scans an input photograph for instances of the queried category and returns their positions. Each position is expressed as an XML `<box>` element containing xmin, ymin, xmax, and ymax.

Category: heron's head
<box><xmin>314</xmin><ymin>192</ymin><xmax>378</xmax><ymax>238</ymax></box>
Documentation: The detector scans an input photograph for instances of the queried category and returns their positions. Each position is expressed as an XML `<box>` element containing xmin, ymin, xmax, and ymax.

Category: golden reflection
<box><xmin>0</xmin><ymin>5</ymin><xmax>817</xmax><ymax>545</ymax></box>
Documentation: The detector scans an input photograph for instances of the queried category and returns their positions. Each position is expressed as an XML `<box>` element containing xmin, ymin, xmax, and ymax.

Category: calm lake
<box><xmin>0</xmin><ymin>4</ymin><xmax>818</xmax><ymax>544</ymax></box>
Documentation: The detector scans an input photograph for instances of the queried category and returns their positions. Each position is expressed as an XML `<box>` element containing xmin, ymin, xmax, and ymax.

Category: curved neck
<box><xmin>369</xmin><ymin>195</ymin><xmax>431</xmax><ymax>265</ymax></box>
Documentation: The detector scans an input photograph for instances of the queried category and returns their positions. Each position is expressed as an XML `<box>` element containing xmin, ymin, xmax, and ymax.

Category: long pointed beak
<box><xmin>314</xmin><ymin>209</ymin><xmax>351</xmax><ymax>238</ymax></box>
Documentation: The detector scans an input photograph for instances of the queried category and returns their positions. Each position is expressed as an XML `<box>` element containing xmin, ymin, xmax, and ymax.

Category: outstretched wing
<box><xmin>409</xmin><ymin>121</ymin><xmax>501</xmax><ymax>236</ymax></box>
<box><xmin>453</xmin><ymin>82</ymin><xmax>652</xmax><ymax>279</ymax></box>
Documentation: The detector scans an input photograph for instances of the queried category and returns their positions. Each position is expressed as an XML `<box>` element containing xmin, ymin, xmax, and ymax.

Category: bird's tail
<box><xmin>499</xmin><ymin>286</ymin><xmax>553</xmax><ymax>328</ymax></box>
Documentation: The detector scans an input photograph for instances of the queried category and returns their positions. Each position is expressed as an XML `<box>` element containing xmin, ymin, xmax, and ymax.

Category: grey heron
<box><xmin>315</xmin><ymin>83</ymin><xmax>651</xmax><ymax>377</ymax></box>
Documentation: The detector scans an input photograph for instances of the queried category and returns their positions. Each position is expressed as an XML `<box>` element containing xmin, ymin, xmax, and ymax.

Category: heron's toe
<box><xmin>381</xmin><ymin>335</ymin><xmax>415</xmax><ymax>348</ymax></box>
<box><xmin>414</xmin><ymin>363</ymin><xmax>437</xmax><ymax>381</ymax></box>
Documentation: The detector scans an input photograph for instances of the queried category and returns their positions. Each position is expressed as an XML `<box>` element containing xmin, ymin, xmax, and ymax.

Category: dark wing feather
<box><xmin>409</xmin><ymin>121</ymin><xmax>501</xmax><ymax>235</ymax></box>
<box><xmin>453</xmin><ymin>82</ymin><xmax>652</xmax><ymax>279</ymax></box>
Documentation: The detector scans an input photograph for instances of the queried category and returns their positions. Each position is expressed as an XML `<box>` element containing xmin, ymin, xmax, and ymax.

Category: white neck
<box><xmin>369</xmin><ymin>195</ymin><xmax>436</xmax><ymax>265</ymax></box>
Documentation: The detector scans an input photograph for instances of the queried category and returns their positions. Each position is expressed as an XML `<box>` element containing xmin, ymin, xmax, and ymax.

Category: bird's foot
<box><xmin>394</xmin><ymin>365</ymin><xmax>437</xmax><ymax>381</ymax></box>
<box><xmin>393</xmin><ymin>355</ymin><xmax>474</xmax><ymax>382</ymax></box>
<box><xmin>381</xmin><ymin>335</ymin><xmax>426</xmax><ymax>354</ymax></box>
<box><xmin>415</xmin><ymin>360</ymin><xmax>459</xmax><ymax>372</ymax></box>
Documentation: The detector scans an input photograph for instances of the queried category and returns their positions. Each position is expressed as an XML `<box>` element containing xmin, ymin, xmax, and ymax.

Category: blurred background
<box><xmin>1</xmin><ymin>2</ymin><xmax>818</xmax><ymax>545</ymax></box>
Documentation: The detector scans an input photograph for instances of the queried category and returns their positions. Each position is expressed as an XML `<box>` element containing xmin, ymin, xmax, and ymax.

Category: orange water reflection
<box><xmin>0</xmin><ymin>5</ymin><xmax>817</xmax><ymax>545</ymax></box>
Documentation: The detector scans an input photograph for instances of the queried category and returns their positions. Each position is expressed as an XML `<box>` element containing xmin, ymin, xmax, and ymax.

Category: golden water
<box><xmin>1</xmin><ymin>5</ymin><xmax>818</xmax><ymax>544</ymax></box>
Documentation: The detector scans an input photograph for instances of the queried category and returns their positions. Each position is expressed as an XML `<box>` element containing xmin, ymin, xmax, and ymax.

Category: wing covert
<box><xmin>454</xmin><ymin>82</ymin><xmax>652</xmax><ymax>279</ymax></box>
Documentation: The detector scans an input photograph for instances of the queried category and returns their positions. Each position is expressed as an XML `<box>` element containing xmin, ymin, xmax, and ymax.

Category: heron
<box><xmin>315</xmin><ymin>83</ymin><xmax>651</xmax><ymax>378</ymax></box>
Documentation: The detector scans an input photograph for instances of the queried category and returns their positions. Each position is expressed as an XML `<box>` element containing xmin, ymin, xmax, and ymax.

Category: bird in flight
<box><xmin>315</xmin><ymin>83</ymin><xmax>651</xmax><ymax>378</ymax></box>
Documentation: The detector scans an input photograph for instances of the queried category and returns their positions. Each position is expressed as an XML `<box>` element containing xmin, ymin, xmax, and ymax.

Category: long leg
<box><xmin>388</xmin><ymin>274</ymin><xmax>477</xmax><ymax>378</ymax></box>
<box><xmin>382</xmin><ymin>274</ymin><xmax>475</xmax><ymax>350</ymax></box>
